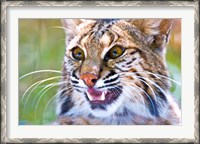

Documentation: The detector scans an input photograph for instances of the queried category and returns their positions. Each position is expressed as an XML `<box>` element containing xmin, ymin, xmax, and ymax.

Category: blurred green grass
<box><xmin>19</xmin><ymin>19</ymin><xmax>65</xmax><ymax>125</ymax></box>
<box><xmin>19</xmin><ymin>19</ymin><xmax>181</xmax><ymax>125</ymax></box>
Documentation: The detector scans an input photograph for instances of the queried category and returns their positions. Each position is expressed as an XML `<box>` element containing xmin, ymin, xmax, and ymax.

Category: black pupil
<box><xmin>77</xmin><ymin>51</ymin><xmax>82</xmax><ymax>57</ymax></box>
<box><xmin>113</xmin><ymin>49</ymin><xmax>118</xmax><ymax>56</ymax></box>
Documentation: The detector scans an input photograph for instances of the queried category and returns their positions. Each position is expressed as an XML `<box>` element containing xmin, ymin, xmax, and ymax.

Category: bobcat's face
<box><xmin>58</xmin><ymin>19</ymin><xmax>172</xmax><ymax>118</ymax></box>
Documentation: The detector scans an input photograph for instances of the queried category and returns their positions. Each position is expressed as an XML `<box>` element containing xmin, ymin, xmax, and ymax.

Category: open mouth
<box><xmin>85</xmin><ymin>87</ymin><xmax>122</xmax><ymax>106</ymax></box>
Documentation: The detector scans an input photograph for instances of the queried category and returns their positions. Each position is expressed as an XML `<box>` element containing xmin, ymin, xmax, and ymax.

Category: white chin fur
<box><xmin>89</xmin><ymin>93</ymin><xmax>124</xmax><ymax>118</ymax></box>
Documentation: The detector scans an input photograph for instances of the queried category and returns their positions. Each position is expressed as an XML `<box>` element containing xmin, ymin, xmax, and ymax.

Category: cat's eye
<box><xmin>106</xmin><ymin>46</ymin><xmax>125</xmax><ymax>59</ymax></box>
<box><xmin>71</xmin><ymin>47</ymin><xmax>85</xmax><ymax>60</ymax></box>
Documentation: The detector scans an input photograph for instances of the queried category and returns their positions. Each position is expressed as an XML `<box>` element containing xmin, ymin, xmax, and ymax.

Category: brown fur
<box><xmin>57</xmin><ymin>19</ymin><xmax>181</xmax><ymax>125</ymax></box>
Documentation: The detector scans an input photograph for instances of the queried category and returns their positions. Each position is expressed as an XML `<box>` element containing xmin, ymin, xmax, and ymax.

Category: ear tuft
<box><xmin>61</xmin><ymin>19</ymin><xmax>84</xmax><ymax>46</ymax></box>
<box><xmin>159</xmin><ymin>19</ymin><xmax>173</xmax><ymax>35</ymax></box>
<box><xmin>61</xmin><ymin>19</ymin><xmax>83</xmax><ymax>34</ymax></box>
<box><xmin>131</xmin><ymin>19</ymin><xmax>162</xmax><ymax>35</ymax></box>
<box><xmin>131</xmin><ymin>19</ymin><xmax>173</xmax><ymax>51</ymax></box>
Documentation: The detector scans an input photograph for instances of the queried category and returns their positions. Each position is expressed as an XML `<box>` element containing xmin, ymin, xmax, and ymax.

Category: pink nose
<box><xmin>80</xmin><ymin>73</ymin><xmax>98</xmax><ymax>87</ymax></box>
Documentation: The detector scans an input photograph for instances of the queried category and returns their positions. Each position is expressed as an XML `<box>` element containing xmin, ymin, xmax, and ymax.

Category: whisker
<box><xmin>136</xmin><ymin>71</ymin><xmax>181</xmax><ymax>85</ymax></box>
<box><xmin>122</xmin><ymin>83</ymin><xmax>145</xmax><ymax>103</ymax></box>
<box><xmin>34</xmin><ymin>82</ymin><xmax>68</xmax><ymax>114</ymax></box>
<box><xmin>115</xmin><ymin>86</ymin><xmax>123</xmax><ymax>96</ymax></box>
<box><xmin>136</xmin><ymin>77</ymin><xmax>157</xmax><ymax>102</ymax></box>
<box><xmin>42</xmin><ymin>88</ymin><xmax>72</xmax><ymax>123</ymax></box>
<box><xmin>34</xmin><ymin>82</ymin><xmax>72</xmax><ymax>121</ymax></box>
<box><xmin>42</xmin><ymin>95</ymin><xmax>56</xmax><ymax>123</ymax></box>
<box><xmin>31</xmin><ymin>81</ymin><xmax>67</xmax><ymax>108</ymax></box>
<box><xmin>129</xmin><ymin>83</ymin><xmax>157</xmax><ymax>117</ymax></box>
<box><xmin>120</xmin><ymin>86</ymin><xmax>143</xmax><ymax>114</ymax></box>
<box><xmin>19</xmin><ymin>70</ymin><xmax>61</xmax><ymax>80</ymax></box>
<box><xmin>119</xmin><ymin>71</ymin><xmax>181</xmax><ymax>85</ymax></box>
<box><xmin>136</xmin><ymin>76</ymin><xmax>169</xmax><ymax>99</ymax></box>
<box><xmin>111</xmin><ymin>87</ymin><xmax>121</xmax><ymax>100</ymax></box>
<box><xmin>41</xmin><ymin>87</ymin><xmax>74</xmax><ymax>124</ymax></box>
<box><xmin>21</xmin><ymin>76</ymin><xmax>62</xmax><ymax>103</ymax></box>
<box><xmin>121</xmin><ymin>86</ymin><xmax>140</xmax><ymax>106</ymax></box>
<box><xmin>49</xmin><ymin>26</ymin><xmax>76</xmax><ymax>33</ymax></box>
<box><xmin>121</xmin><ymin>83</ymin><xmax>146</xmax><ymax>113</ymax></box>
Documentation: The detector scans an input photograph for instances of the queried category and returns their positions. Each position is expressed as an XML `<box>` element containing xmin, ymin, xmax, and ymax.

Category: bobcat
<box><xmin>56</xmin><ymin>19</ymin><xmax>181</xmax><ymax>125</ymax></box>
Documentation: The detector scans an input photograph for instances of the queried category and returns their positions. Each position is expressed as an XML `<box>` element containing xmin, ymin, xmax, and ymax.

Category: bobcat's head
<box><xmin>57</xmin><ymin>19</ymin><xmax>173</xmax><ymax>118</ymax></box>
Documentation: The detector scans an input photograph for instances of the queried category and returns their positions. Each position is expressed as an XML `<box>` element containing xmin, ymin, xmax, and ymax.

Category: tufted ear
<box><xmin>130</xmin><ymin>19</ymin><xmax>173</xmax><ymax>51</ymax></box>
<box><xmin>61</xmin><ymin>19</ymin><xmax>83</xmax><ymax>33</ymax></box>
<box><xmin>61</xmin><ymin>19</ymin><xmax>84</xmax><ymax>45</ymax></box>
<box><xmin>61</xmin><ymin>19</ymin><xmax>97</xmax><ymax>45</ymax></box>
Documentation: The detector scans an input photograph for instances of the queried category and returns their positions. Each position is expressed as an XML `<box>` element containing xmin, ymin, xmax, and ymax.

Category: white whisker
<box><xmin>19</xmin><ymin>70</ymin><xmax>61</xmax><ymax>80</ymax></box>
<box><xmin>34</xmin><ymin>82</ymin><xmax>68</xmax><ymax>116</ymax></box>
<box><xmin>136</xmin><ymin>76</ymin><xmax>169</xmax><ymax>99</ymax></box>
<box><xmin>132</xmin><ymin>84</ymin><xmax>157</xmax><ymax>117</ymax></box>
<box><xmin>121</xmin><ymin>86</ymin><xmax>141</xmax><ymax>111</ymax></box>
<box><xmin>42</xmin><ymin>88</ymin><xmax>66</xmax><ymax>122</ymax></box>
<box><xmin>136</xmin><ymin>77</ymin><xmax>157</xmax><ymax>102</ymax></box>
<box><xmin>137</xmin><ymin>71</ymin><xmax>181</xmax><ymax>85</ymax></box>
<box><xmin>121</xmin><ymin>83</ymin><xmax>146</xmax><ymax>113</ymax></box>
<box><xmin>31</xmin><ymin>81</ymin><xmax>67</xmax><ymax>108</ymax></box>
<box><xmin>21</xmin><ymin>76</ymin><xmax>62</xmax><ymax>103</ymax></box>
<box><xmin>120</xmin><ymin>71</ymin><xmax>181</xmax><ymax>85</ymax></box>
<box><xmin>50</xmin><ymin>26</ymin><xmax>76</xmax><ymax>33</ymax></box>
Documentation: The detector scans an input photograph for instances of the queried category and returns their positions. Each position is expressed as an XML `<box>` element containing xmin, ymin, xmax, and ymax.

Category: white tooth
<box><xmin>86</xmin><ymin>92</ymin><xmax>93</xmax><ymax>101</ymax></box>
<box><xmin>101</xmin><ymin>92</ymin><xmax>105</xmax><ymax>101</ymax></box>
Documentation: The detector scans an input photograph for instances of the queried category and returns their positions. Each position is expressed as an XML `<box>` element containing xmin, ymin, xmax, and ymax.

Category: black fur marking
<box><xmin>132</xmin><ymin>58</ymin><xmax>137</xmax><ymax>61</ymax></box>
<box><xmin>130</xmin><ymin>50</ymin><xmax>138</xmax><ymax>55</ymax></box>
<box><xmin>126</xmin><ymin>58</ymin><xmax>137</xmax><ymax>65</ymax></box>
<box><xmin>115</xmin><ymin>66</ymin><xmax>130</xmax><ymax>72</ymax></box>
<box><xmin>127</xmin><ymin>66</ymin><xmax>133</xmax><ymax>68</ymax></box>
<box><xmin>94</xmin><ymin>19</ymin><xmax>118</xmax><ymax>38</ymax></box>
<box><xmin>84</xmin><ymin>93</ymin><xmax>107</xmax><ymax>110</ymax></box>
<box><xmin>100</xmin><ymin>67</ymin><xmax>103</xmax><ymax>73</ymax></box>
<box><xmin>97</xmin><ymin>19</ymin><xmax>119</xmax><ymax>24</ymax></box>
<box><xmin>88</xmin><ymin>114</ymin><xmax>95</xmax><ymax>118</ymax></box>
<box><xmin>60</xmin><ymin>96</ymin><xmax>74</xmax><ymax>115</ymax></box>
<box><xmin>115</xmin><ymin>108</ymin><xmax>128</xmax><ymax>117</ymax></box>
<box><xmin>72</xmin><ymin>85</ymin><xmax>85</xmax><ymax>88</ymax></box>
<box><xmin>103</xmin><ymin>70</ymin><xmax>116</xmax><ymax>80</ymax></box>
<box><xmin>72</xmin><ymin>70</ymin><xmax>79</xmax><ymax>80</ymax></box>
<box><xmin>156</xmin><ymin>89</ymin><xmax>167</xmax><ymax>102</ymax></box>
<box><xmin>91</xmin><ymin>103</ymin><xmax>107</xmax><ymax>110</ymax></box>
<box><xmin>107</xmin><ymin>86</ymin><xmax>123</xmax><ymax>104</ymax></box>
<box><xmin>139</xmin><ymin>77</ymin><xmax>160</xmax><ymax>117</ymax></box>
<box><xmin>71</xmin><ymin>79</ymin><xmax>78</xmax><ymax>84</ymax></box>
<box><xmin>75</xmin><ymin>89</ymin><xmax>82</xmax><ymax>93</ymax></box>
<box><xmin>147</xmin><ymin>95</ymin><xmax>159</xmax><ymax>117</ymax></box>
<box><xmin>126</xmin><ymin>61</ymin><xmax>132</xmax><ymax>65</ymax></box>
<box><xmin>115</xmin><ymin>59</ymin><xmax>127</xmax><ymax>63</ymax></box>
<box><xmin>104</xmin><ymin>75</ymin><xmax>119</xmax><ymax>84</ymax></box>
<box><xmin>60</xmin><ymin>89</ymin><xmax>67</xmax><ymax>97</ymax></box>
<box><xmin>97</xmin><ymin>82</ymin><xmax>120</xmax><ymax>89</ymax></box>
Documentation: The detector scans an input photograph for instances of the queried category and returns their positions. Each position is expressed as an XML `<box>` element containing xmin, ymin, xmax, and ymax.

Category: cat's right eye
<box><xmin>71</xmin><ymin>47</ymin><xmax>85</xmax><ymax>60</ymax></box>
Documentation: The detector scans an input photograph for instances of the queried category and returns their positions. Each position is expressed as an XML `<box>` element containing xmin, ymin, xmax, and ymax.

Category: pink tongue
<box><xmin>87</xmin><ymin>88</ymin><xmax>103</xmax><ymax>97</ymax></box>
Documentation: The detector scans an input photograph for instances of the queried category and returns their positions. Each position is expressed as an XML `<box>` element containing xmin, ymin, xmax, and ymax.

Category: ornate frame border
<box><xmin>1</xmin><ymin>1</ymin><xmax>199</xmax><ymax>143</ymax></box>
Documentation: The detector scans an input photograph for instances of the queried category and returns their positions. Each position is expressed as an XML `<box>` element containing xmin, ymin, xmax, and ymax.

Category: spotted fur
<box><xmin>56</xmin><ymin>19</ymin><xmax>181</xmax><ymax>125</ymax></box>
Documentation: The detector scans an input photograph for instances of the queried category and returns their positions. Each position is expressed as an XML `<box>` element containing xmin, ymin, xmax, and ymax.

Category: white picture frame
<box><xmin>1</xmin><ymin>0</ymin><xmax>199</xmax><ymax>143</ymax></box>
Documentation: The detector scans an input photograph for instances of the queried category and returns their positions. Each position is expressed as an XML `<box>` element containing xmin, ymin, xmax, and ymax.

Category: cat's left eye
<box><xmin>71</xmin><ymin>47</ymin><xmax>85</xmax><ymax>60</ymax></box>
<box><xmin>106</xmin><ymin>46</ymin><xmax>125</xmax><ymax>59</ymax></box>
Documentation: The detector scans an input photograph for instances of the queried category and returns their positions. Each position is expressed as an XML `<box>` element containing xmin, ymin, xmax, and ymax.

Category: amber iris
<box><xmin>72</xmin><ymin>47</ymin><xmax>85</xmax><ymax>60</ymax></box>
<box><xmin>107</xmin><ymin>46</ymin><xmax>124</xmax><ymax>59</ymax></box>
